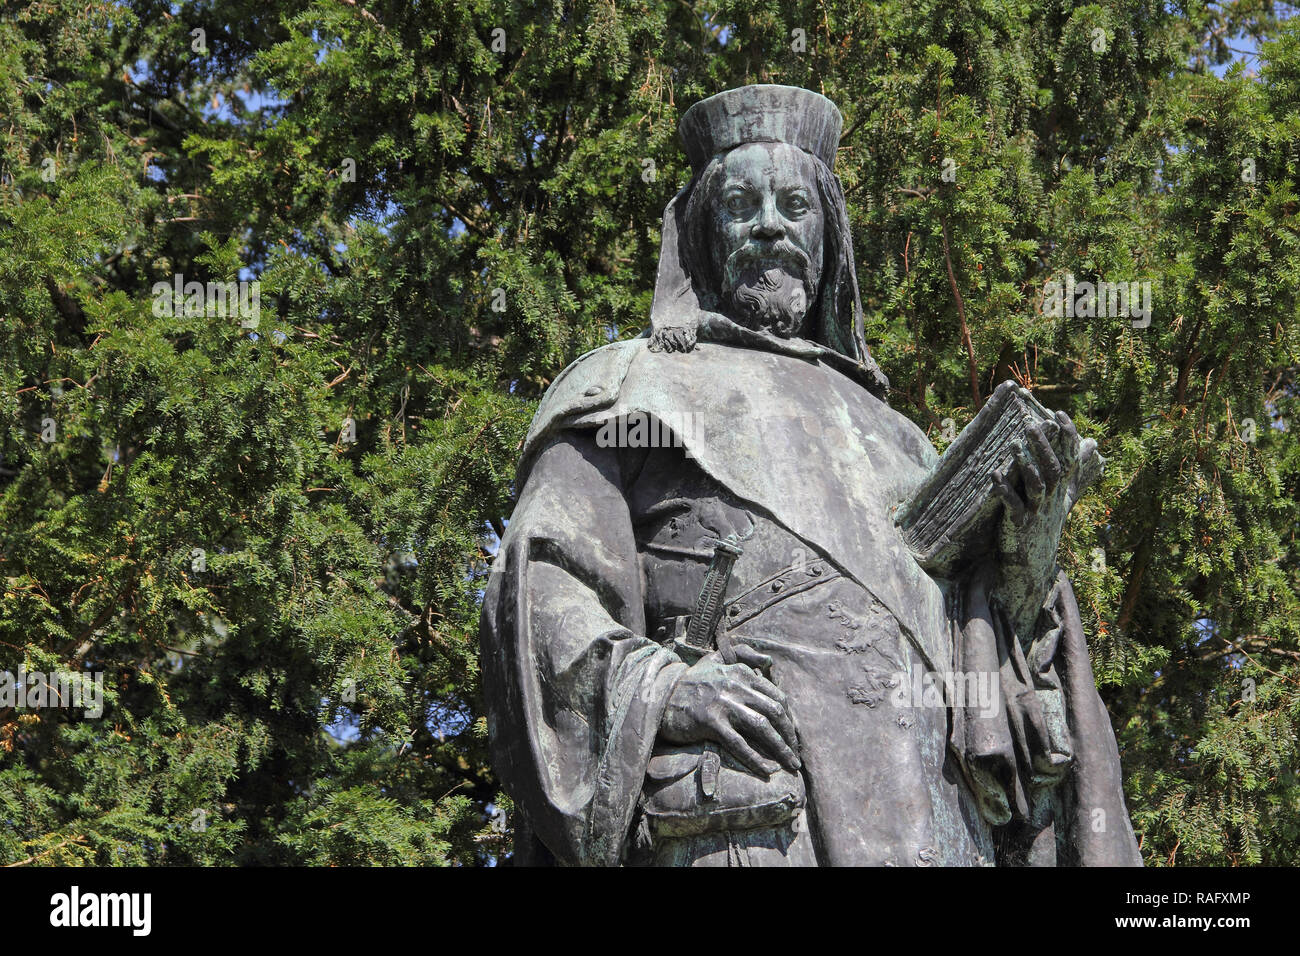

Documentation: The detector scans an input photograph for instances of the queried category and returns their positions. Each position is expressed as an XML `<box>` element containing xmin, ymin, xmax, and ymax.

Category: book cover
<box><xmin>894</xmin><ymin>380</ymin><xmax>1057</xmax><ymax>575</ymax></box>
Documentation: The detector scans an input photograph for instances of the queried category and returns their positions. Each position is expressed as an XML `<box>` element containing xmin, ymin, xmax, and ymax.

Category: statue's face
<box><xmin>709</xmin><ymin>142</ymin><xmax>825</xmax><ymax>337</ymax></box>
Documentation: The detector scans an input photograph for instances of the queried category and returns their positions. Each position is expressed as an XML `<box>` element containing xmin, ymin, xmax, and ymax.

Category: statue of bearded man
<box><xmin>480</xmin><ymin>85</ymin><xmax>1142</xmax><ymax>867</ymax></box>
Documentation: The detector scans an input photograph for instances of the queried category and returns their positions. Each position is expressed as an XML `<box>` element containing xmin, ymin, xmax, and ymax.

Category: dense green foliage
<box><xmin>1</xmin><ymin>0</ymin><xmax>1297</xmax><ymax>865</ymax></box>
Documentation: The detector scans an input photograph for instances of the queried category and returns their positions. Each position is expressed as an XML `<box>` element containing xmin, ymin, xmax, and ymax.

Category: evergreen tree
<box><xmin>1</xmin><ymin>0</ymin><xmax>1296</xmax><ymax>865</ymax></box>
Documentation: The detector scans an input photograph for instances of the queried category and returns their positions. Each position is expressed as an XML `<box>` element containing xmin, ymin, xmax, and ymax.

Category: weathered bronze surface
<box><xmin>480</xmin><ymin>84</ymin><xmax>1142</xmax><ymax>866</ymax></box>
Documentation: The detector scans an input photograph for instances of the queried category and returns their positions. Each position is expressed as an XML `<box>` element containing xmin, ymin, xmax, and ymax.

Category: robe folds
<box><xmin>480</xmin><ymin>337</ymin><xmax>1142</xmax><ymax>866</ymax></box>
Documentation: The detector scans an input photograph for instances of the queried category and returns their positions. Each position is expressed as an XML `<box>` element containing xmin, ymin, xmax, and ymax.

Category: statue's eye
<box><xmin>782</xmin><ymin>193</ymin><xmax>811</xmax><ymax>217</ymax></box>
<box><xmin>723</xmin><ymin>190</ymin><xmax>756</xmax><ymax>215</ymax></box>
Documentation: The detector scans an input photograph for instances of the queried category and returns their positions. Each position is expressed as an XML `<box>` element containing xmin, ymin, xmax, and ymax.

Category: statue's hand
<box><xmin>992</xmin><ymin>410</ymin><xmax>1103</xmax><ymax>525</ymax></box>
<box><xmin>660</xmin><ymin>647</ymin><xmax>801</xmax><ymax>776</ymax></box>
<box><xmin>989</xmin><ymin>409</ymin><xmax>1104</xmax><ymax>635</ymax></box>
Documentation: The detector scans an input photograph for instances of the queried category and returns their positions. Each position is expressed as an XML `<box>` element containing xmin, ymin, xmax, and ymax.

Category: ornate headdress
<box><xmin>679</xmin><ymin>85</ymin><xmax>843</xmax><ymax>174</ymax></box>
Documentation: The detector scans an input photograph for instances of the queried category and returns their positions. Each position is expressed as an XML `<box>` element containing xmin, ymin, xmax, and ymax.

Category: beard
<box><xmin>720</xmin><ymin>242</ymin><xmax>818</xmax><ymax>337</ymax></box>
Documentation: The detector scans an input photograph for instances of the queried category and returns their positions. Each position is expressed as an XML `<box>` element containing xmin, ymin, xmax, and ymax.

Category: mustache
<box><xmin>722</xmin><ymin>240</ymin><xmax>812</xmax><ymax>285</ymax></box>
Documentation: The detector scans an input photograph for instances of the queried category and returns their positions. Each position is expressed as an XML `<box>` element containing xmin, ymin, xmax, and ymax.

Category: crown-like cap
<box><xmin>679</xmin><ymin>85</ymin><xmax>843</xmax><ymax>174</ymax></box>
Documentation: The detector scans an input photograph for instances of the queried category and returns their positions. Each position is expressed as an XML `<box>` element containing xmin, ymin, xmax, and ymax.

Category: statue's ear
<box><xmin>648</xmin><ymin>184</ymin><xmax>702</xmax><ymax>353</ymax></box>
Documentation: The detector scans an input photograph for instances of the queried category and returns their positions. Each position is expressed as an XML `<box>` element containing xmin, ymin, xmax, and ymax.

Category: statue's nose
<box><xmin>752</xmin><ymin>197</ymin><xmax>784</xmax><ymax>239</ymax></box>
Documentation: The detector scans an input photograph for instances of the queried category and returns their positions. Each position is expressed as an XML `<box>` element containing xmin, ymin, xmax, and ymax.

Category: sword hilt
<box><xmin>684</xmin><ymin>535</ymin><xmax>743</xmax><ymax>652</ymax></box>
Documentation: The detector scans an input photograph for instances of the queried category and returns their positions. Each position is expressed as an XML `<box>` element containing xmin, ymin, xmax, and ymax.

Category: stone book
<box><xmin>894</xmin><ymin>380</ymin><xmax>1055</xmax><ymax>574</ymax></box>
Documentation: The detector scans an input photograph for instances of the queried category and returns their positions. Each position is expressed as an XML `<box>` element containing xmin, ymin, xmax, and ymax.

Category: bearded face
<box><xmin>707</xmin><ymin>142</ymin><xmax>825</xmax><ymax>337</ymax></box>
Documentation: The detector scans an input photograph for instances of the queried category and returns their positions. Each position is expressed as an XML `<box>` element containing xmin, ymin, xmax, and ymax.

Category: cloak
<box><xmin>481</xmin><ymin>335</ymin><xmax>1142</xmax><ymax>866</ymax></box>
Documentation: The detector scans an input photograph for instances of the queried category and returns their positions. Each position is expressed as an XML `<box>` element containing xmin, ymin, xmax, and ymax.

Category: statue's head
<box><xmin>689</xmin><ymin>141</ymin><xmax>825</xmax><ymax>337</ymax></box>
<box><xmin>650</xmin><ymin>85</ymin><xmax>888</xmax><ymax>397</ymax></box>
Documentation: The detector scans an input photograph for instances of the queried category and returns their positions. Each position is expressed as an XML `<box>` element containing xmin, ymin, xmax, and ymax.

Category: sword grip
<box><xmin>684</xmin><ymin>537</ymin><xmax>743</xmax><ymax>650</ymax></box>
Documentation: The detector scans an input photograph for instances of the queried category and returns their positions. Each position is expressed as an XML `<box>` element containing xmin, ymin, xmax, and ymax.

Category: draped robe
<box><xmin>480</xmin><ymin>335</ymin><xmax>1142</xmax><ymax>867</ymax></box>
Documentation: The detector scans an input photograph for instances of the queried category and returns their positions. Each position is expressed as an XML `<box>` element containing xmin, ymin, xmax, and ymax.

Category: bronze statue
<box><xmin>480</xmin><ymin>84</ymin><xmax>1141</xmax><ymax>867</ymax></box>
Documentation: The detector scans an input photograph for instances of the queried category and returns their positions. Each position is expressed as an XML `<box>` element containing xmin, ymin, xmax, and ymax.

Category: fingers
<box><xmin>729</xmin><ymin>702</ymin><xmax>801</xmax><ymax>771</ymax></box>
<box><xmin>1078</xmin><ymin>437</ymin><xmax>1101</xmax><ymax>483</ymax></box>
<box><xmin>716</xmin><ymin>724</ymin><xmax>781</xmax><ymax>777</ymax></box>
<box><xmin>992</xmin><ymin>465</ymin><xmax>1026</xmax><ymax>525</ymax></box>
<box><xmin>725</xmin><ymin>661</ymin><xmax>800</xmax><ymax>762</ymax></box>
<box><xmin>732</xmin><ymin>682</ymin><xmax>800</xmax><ymax>762</ymax></box>
<box><xmin>1070</xmin><ymin>437</ymin><xmax>1103</xmax><ymax>504</ymax></box>
<box><xmin>1014</xmin><ymin>444</ymin><xmax>1044</xmax><ymax>505</ymax></box>
<box><xmin>1055</xmin><ymin>410</ymin><xmax>1080</xmax><ymax>459</ymax></box>
<box><xmin>732</xmin><ymin>644</ymin><xmax>774</xmax><ymax>672</ymax></box>
<box><xmin>733</xmin><ymin>661</ymin><xmax>786</xmax><ymax>709</ymax></box>
<box><xmin>1025</xmin><ymin>422</ymin><xmax>1062</xmax><ymax>491</ymax></box>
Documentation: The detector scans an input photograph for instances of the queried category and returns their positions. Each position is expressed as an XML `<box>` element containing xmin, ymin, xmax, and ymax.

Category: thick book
<box><xmin>894</xmin><ymin>380</ymin><xmax>1056</xmax><ymax>575</ymax></box>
